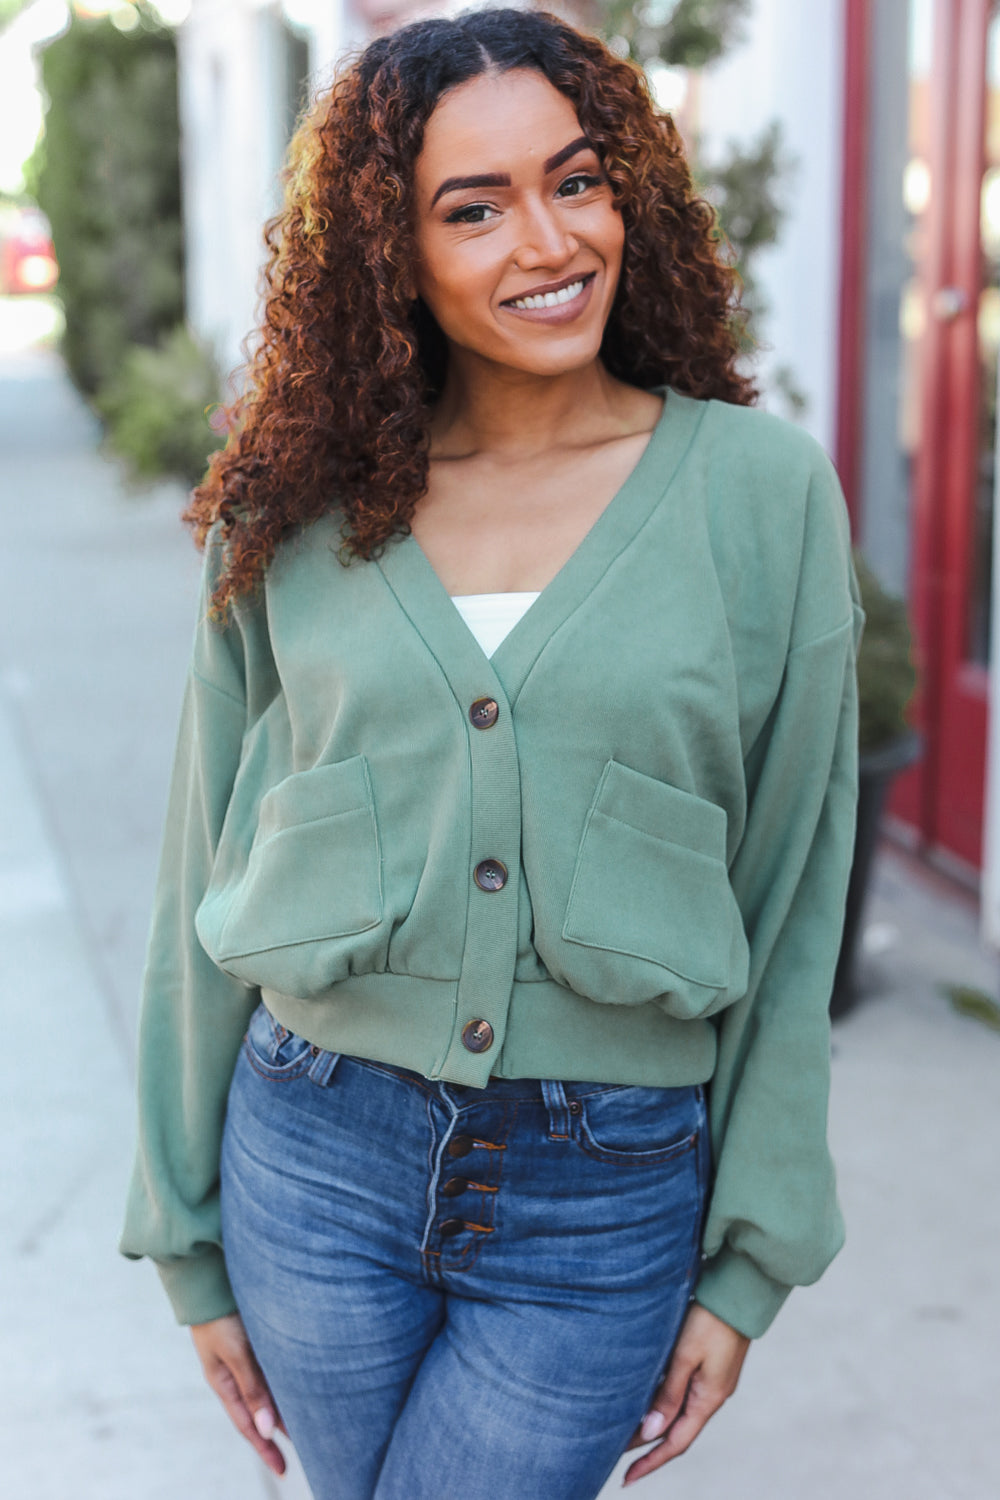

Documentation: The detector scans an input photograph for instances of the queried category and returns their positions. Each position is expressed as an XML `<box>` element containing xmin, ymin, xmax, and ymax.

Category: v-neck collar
<box><xmin>376</xmin><ymin>387</ymin><xmax>708</xmax><ymax>708</ymax></box>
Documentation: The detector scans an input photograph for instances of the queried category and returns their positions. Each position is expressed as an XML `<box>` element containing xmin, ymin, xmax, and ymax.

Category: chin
<box><xmin>495</xmin><ymin>335</ymin><xmax>607</xmax><ymax>380</ymax></box>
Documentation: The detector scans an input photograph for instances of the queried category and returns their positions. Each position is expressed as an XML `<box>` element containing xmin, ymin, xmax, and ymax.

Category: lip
<box><xmin>499</xmin><ymin>271</ymin><xmax>597</xmax><ymax>326</ymax></box>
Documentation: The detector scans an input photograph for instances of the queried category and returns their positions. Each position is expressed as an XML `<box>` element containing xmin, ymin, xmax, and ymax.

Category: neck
<box><xmin>429</xmin><ymin>357</ymin><xmax>625</xmax><ymax>461</ymax></box>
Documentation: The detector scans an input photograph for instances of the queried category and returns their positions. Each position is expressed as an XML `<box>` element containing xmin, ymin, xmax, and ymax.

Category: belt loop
<box><xmin>307</xmin><ymin>1047</ymin><xmax>341</xmax><ymax>1087</ymax></box>
<box><xmin>540</xmin><ymin>1078</ymin><xmax>571</xmax><ymax>1139</ymax></box>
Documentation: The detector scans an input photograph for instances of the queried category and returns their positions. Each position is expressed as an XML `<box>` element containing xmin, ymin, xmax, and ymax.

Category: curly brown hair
<box><xmin>186</xmin><ymin>7</ymin><xmax>757</xmax><ymax>614</ymax></box>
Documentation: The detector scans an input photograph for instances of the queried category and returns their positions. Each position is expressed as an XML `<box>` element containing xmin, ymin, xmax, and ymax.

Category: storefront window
<box><xmin>858</xmin><ymin>0</ymin><xmax>933</xmax><ymax>601</ymax></box>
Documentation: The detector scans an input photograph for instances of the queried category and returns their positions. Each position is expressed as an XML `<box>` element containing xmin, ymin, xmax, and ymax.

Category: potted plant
<box><xmin>830</xmin><ymin>552</ymin><xmax>921</xmax><ymax>1017</ymax></box>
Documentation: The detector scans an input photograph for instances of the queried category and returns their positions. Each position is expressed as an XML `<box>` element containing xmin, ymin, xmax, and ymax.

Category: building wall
<box><xmin>695</xmin><ymin>0</ymin><xmax>845</xmax><ymax>452</ymax></box>
<box><xmin>179</xmin><ymin>0</ymin><xmax>351</xmax><ymax>384</ymax></box>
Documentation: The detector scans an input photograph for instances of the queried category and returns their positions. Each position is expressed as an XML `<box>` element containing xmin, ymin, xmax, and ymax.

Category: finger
<box><xmin>208</xmin><ymin>1360</ymin><xmax>288</xmax><ymax>1477</ymax></box>
<box><xmin>622</xmin><ymin>1388</ymin><xmax>727</xmax><ymax>1486</ymax></box>
<box><xmin>227</xmin><ymin>1341</ymin><xmax>288</xmax><ymax>1473</ymax></box>
<box><xmin>621</xmin><ymin>1343</ymin><xmax>699</xmax><ymax>1452</ymax></box>
<box><xmin>650</xmin><ymin>1348</ymin><xmax>697</xmax><ymax>1428</ymax></box>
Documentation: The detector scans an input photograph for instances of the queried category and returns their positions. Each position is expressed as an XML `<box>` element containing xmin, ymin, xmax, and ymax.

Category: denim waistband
<box><xmin>332</xmin><ymin>1052</ymin><xmax>702</xmax><ymax>1158</ymax></box>
<box><xmin>338</xmin><ymin>1051</ymin><xmax>695</xmax><ymax>1106</ymax></box>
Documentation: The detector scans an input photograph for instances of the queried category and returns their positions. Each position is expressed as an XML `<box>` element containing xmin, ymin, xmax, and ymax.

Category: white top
<box><xmin>450</xmin><ymin>591</ymin><xmax>541</xmax><ymax>657</ymax></box>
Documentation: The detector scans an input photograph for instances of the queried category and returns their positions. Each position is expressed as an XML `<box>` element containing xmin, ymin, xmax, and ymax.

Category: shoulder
<box><xmin>676</xmin><ymin>397</ymin><xmax>856</xmax><ymax>648</ymax></box>
<box><xmin>698</xmin><ymin>398</ymin><xmax>840</xmax><ymax>498</ymax></box>
<box><xmin>690</xmin><ymin>398</ymin><xmax>848</xmax><ymax>551</ymax></box>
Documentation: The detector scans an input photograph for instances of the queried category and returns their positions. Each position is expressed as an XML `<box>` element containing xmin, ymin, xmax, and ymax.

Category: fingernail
<box><xmin>254</xmin><ymin>1408</ymin><xmax>276</xmax><ymax>1440</ymax></box>
<box><xmin>640</xmin><ymin>1409</ymin><xmax>667</xmax><ymax>1441</ymax></box>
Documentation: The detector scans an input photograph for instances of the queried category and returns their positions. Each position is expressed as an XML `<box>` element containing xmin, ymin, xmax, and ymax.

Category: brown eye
<box><xmin>556</xmin><ymin>173</ymin><xmax>602</xmax><ymax>199</ymax></box>
<box><xmin>444</xmin><ymin>202</ymin><xmax>497</xmax><ymax>224</ymax></box>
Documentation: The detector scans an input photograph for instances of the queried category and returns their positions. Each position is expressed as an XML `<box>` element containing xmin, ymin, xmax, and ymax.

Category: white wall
<box><xmin>179</xmin><ymin>0</ymin><xmax>353</xmax><ymax>386</ymax></box>
<box><xmin>695</xmin><ymin>0</ymin><xmax>845</xmax><ymax>451</ymax></box>
<box><xmin>0</xmin><ymin>0</ymin><xmax>69</xmax><ymax>194</ymax></box>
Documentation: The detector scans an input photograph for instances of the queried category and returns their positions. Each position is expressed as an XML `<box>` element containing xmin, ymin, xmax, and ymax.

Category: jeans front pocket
<box><xmin>242</xmin><ymin>1001</ymin><xmax>339</xmax><ymax>1084</ymax></box>
<box><xmin>575</xmin><ymin>1081</ymin><xmax>705</xmax><ymax>1166</ymax></box>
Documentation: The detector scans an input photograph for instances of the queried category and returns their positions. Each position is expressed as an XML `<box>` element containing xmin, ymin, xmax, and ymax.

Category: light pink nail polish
<box><xmin>254</xmin><ymin>1407</ymin><xmax>276</xmax><ymax>1440</ymax></box>
<box><xmin>640</xmin><ymin>1409</ymin><xmax>667</xmax><ymax>1442</ymax></box>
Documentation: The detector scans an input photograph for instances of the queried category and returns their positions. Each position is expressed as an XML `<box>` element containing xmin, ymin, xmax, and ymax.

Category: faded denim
<box><xmin>220</xmin><ymin>1002</ymin><xmax>710</xmax><ymax>1500</ymax></box>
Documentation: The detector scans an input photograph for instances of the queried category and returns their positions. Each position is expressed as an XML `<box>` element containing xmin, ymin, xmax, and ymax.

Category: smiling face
<box><xmin>412</xmin><ymin>68</ymin><xmax>625</xmax><ymax>383</ymax></box>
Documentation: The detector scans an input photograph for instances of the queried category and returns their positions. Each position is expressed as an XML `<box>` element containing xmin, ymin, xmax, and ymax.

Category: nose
<box><xmin>514</xmin><ymin>196</ymin><xmax>578</xmax><ymax>271</ymax></box>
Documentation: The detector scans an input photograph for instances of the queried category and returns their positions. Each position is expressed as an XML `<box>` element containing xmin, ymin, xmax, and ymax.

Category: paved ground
<box><xmin>2</xmin><ymin>315</ymin><xmax>998</xmax><ymax>1498</ymax></box>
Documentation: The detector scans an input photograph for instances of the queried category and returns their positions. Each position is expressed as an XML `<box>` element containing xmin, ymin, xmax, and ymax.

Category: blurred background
<box><xmin>1</xmin><ymin>2</ymin><xmax>998</xmax><ymax>1497</ymax></box>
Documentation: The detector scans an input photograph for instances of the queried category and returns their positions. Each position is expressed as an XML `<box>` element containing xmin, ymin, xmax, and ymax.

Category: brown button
<box><xmin>441</xmin><ymin>1176</ymin><xmax>468</xmax><ymax>1198</ymax></box>
<box><xmin>474</xmin><ymin>859</ymin><xmax>507</xmax><ymax>892</ymax></box>
<box><xmin>462</xmin><ymin>1018</ymin><xmax>494</xmax><ymax>1053</ymax></box>
<box><xmin>469</xmin><ymin>697</ymin><xmax>500</xmax><ymax>729</ymax></box>
<box><xmin>439</xmin><ymin>1217</ymin><xmax>465</xmax><ymax>1238</ymax></box>
<box><xmin>448</xmin><ymin>1134</ymin><xmax>474</xmax><ymax>1157</ymax></box>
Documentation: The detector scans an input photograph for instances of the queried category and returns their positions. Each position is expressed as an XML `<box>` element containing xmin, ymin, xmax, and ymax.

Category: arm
<box><xmin>120</xmin><ymin>542</ymin><xmax>289</xmax><ymax>1467</ymax></box>
<box><xmin>119</xmin><ymin>535</ymin><xmax>260</xmax><ymax>1327</ymax></box>
<box><xmin>696</xmin><ymin>467</ymin><xmax>864</xmax><ymax>1340</ymax></box>
<box><xmin>624</xmin><ymin>453</ymin><xmax>864</xmax><ymax>1483</ymax></box>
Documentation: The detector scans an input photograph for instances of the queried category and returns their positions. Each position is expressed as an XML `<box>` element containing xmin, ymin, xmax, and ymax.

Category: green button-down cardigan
<box><xmin>121</xmin><ymin>389</ymin><xmax>865</xmax><ymax>1340</ymax></box>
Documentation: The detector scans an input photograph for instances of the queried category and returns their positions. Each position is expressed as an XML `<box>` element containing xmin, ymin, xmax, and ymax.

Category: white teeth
<box><xmin>511</xmin><ymin>278</ymin><xmax>585</xmax><ymax>311</ymax></box>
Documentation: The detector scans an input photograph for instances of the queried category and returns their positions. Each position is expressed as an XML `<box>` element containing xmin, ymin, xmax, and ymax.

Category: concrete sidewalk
<box><xmin>2</xmin><ymin>335</ymin><xmax>997</xmax><ymax>1498</ymax></box>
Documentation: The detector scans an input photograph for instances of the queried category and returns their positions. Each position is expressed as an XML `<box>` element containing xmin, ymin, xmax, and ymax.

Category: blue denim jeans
<box><xmin>220</xmin><ymin>1002</ymin><xmax>710</xmax><ymax>1500</ymax></box>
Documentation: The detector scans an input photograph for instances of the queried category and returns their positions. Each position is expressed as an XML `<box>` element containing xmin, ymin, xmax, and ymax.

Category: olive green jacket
<box><xmin>121</xmin><ymin>390</ymin><xmax>864</xmax><ymax>1339</ymax></box>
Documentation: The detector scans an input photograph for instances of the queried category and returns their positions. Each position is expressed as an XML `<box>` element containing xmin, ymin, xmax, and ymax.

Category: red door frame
<box><xmin>932</xmin><ymin>0</ymin><xmax>991</xmax><ymax>867</ymax></box>
<box><xmin>842</xmin><ymin>0</ymin><xmax>992</xmax><ymax>872</ymax></box>
<box><xmin>892</xmin><ymin>0</ymin><xmax>966</xmax><ymax>849</ymax></box>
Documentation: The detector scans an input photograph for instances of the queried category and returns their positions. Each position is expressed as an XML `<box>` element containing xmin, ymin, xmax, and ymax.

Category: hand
<box><xmin>190</xmin><ymin>1312</ymin><xmax>287</xmax><ymax>1476</ymax></box>
<box><xmin>621</xmin><ymin>1303</ymin><xmax>750</xmax><ymax>1487</ymax></box>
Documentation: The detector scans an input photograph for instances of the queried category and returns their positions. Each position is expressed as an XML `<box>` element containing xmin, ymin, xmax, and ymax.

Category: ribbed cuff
<box><xmin>693</xmin><ymin>1246</ymin><xmax>792</xmax><ymax>1339</ymax></box>
<box><xmin>155</xmin><ymin>1248</ymin><xmax>239</xmax><ymax>1327</ymax></box>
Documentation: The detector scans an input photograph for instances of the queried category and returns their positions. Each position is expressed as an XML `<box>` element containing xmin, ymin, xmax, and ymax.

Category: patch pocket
<box><xmin>210</xmin><ymin>755</ymin><xmax>383</xmax><ymax>990</ymax></box>
<box><xmin>243</xmin><ymin>1001</ymin><xmax>316</xmax><ymax>1081</ymax></box>
<box><xmin>561</xmin><ymin>760</ymin><xmax>745</xmax><ymax>1016</ymax></box>
<box><xmin>576</xmin><ymin>1082</ymin><xmax>703</xmax><ymax>1166</ymax></box>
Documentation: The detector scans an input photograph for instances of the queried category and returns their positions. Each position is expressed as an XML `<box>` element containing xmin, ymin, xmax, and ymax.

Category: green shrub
<box><xmin>853</xmin><ymin>551</ymin><xmax>918</xmax><ymax>754</ymax></box>
<box><xmin>34</xmin><ymin>8</ymin><xmax>182</xmax><ymax>395</ymax></box>
<box><xmin>96</xmin><ymin>325</ymin><xmax>224</xmax><ymax>485</ymax></box>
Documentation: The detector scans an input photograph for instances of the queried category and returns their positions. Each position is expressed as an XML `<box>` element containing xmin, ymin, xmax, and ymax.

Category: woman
<box><xmin>121</xmin><ymin>9</ymin><xmax>863</xmax><ymax>1497</ymax></box>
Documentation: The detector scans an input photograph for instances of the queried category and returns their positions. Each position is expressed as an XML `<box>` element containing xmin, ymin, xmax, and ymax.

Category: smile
<box><xmin>509</xmin><ymin>276</ymin><xmax>588</xmax><ymax>310</ymax></box>
<box><xmin>500</xmin><ymin>272</ymin><xmax>597</xmax><ymax>323</ymax></box>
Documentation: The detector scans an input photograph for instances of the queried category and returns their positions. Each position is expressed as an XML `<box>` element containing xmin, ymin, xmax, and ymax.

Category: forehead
<box><xmin>416</xmin><ymin>69</ymin><xmax>584</xmax><ymax>184</ymax></box>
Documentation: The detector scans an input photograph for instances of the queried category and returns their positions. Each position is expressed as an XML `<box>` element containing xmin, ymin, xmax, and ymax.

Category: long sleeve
<box><xmin>694</xmin><ymin>457</ymin><xmax>865</xmax><ymax>1339</ymax></box>
<box><xmin>119</xmin><ymin>540</ymin><xmax>259</xmax><ymax>1326</ymax></box>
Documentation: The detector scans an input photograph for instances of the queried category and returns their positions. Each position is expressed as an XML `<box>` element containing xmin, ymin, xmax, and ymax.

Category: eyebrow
<box><xmin>543</xmin><ymin>135</ymin><xmax>594</xmax><ymax>174</ymax></box>
<box><xmin>431</xmin><ymin>172</ymin><xmax>510</xmax><ymax>207</ymax></box>
<box><xmin>429</xmin><ymin>136</ymin><xmax>596</xmax><ymax>208</ymax></box>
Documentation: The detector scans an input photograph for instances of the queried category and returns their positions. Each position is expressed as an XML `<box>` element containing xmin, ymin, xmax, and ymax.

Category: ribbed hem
<box><xmin>264</xmin><ymin>976</ymin><xmax>717</xmax><ymax>1091</ymax></box>
<box><xmin>155</xmin><ymin>1249</ymin><xmax>239</xmax><ymax>1328</ymax></box>
<box><xmin>693</xmin><ymin>1246</ymin><xmax>792</xmax><ymax>1339</ymax></box>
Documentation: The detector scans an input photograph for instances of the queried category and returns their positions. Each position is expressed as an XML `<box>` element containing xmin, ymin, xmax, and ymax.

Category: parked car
<box><xmin>0</xmin><ymin>204</ymin><xmax>59</xmax><ymax>295</ymax></box>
